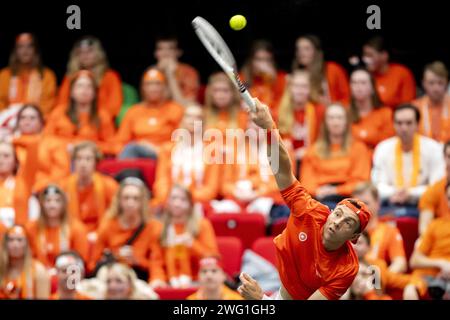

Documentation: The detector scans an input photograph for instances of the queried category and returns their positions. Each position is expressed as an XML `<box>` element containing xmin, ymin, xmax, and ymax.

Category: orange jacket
<box><xmin>152</xmin><ymin>142</ymin><xmax>220</xmax><ymax>206</ymax></box>
<box><xmin>300</xmin><ymin>141</ymin><xmax>371</xmax><ymax>196</ymax></box>
<box><xmin>91</xmin><ymin>218</ymin><xmax>163</xmax><ymax>272</ymax></box>
<box><xmin>14</xmin><ymin>134</ymin><xmax>70</xmax><ymax>192</ymax></box>
<box><xmin>114</xmin><ymin>101</ymin><xmax>184</xmax><ymax>154</ymax></box>
<box><xmin>419</xmin><ymin>177</ymin><xmax>449</xmax><ymax>219</ymax></box>
<box><xmin>325</xmin><ymin>62</ymin><xmax>350</xmax><ymax>105</ymax></box>
<box><xmin>26</xmin><ymin>219</ymin><xmax>89</xmax><ymax>268</ymax></box>
<box><xmin>275</xmin><ymin>180</ymin><xmax>359</xmax><ymax>299</ymax></box>
<box><xmin>149</xmin><ymin>218</ymin><xmax>218</xmax><ymax>282</ymax></box>
<box><xmin>43</xmin><ymin>105</ymin><xmax>116</xmax><ymax>154</ymax></box>
<box><xmin>60</xmin><ymin>173</ymin><xmax>119</xmax><ymax>233</ymax></box>
<box><xmin>56</xmin><ymin>69</ymin><xmax>123</xmax><ymax>118</ymax></box>
<box><xmin>0</xmin><ymin>67</ymin><xmax>57</xmax><ymax>115</ymax></box>
<box><xmin>373</xmin><ymin>63</ymin><xmax>416</xmax><ymax>109</ymax></box>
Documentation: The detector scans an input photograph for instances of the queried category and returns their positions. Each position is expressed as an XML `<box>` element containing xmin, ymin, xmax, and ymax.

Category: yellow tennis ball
<box><xmin>229</xmin><ymin>15</ymin><xmax>247</xmax><ymax>31</ymax></box>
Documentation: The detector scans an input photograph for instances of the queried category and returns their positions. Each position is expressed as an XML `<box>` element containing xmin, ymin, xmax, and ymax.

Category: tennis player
<box><xmin>238</xmin><ymin>98</ymin><xmax>372</xmax><ymax>300</ymax></box>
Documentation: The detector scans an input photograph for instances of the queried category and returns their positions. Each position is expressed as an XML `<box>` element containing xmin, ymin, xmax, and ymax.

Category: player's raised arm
<box><xmin>249</xmin><ymin>98</ymin><xmax>295</xmax><ymax>190</ymax></box>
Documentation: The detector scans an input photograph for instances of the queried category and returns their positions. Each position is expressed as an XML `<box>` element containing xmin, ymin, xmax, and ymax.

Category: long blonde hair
<box><xmin>66</xmin><ymin>36</ymin><xmax>109</xmax><ymax>84</ymax></box>
<box><xmin>292</xmin><ymin>35</ymin><xmax>324</xmax><ymax>104</ymax></box>
<box><xmin>160</xmin><ymin>184</ymin><xmax>201</xmax><ymax>247</ymax></box>
<box><xmin>315</xmin><ymin>104</ymin><xmax>352</xmax><ymax>159</ymax></box>
<box><xmin>204</xmin><ymin>72</ymin><xmax>241</xmax><ymax>129</ymax></box>
<box><xmin>278</xmin><ymin>69</ymin><xmax>311</xmax><ymax>135</ymax></box>
<box><xmin>106</xmin><ymin>177</ymin><xmax>150</xmax><ymax>222</ymax></box>
<box><xmin>0</xmin><ymin>226</ymin><xmax>34</xmax><ymax>288</ymax></box>
<box><xmin>349</xmin><ymin>67</ymin><xmax>382</xmax><ymax>123</ymax></box>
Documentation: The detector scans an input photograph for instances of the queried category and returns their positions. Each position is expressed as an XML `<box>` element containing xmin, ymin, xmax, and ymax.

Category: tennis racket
<box><xmin>192</xmin><ymin>16</ymin><xmax>256</xmax><ymax>112</ymax></box>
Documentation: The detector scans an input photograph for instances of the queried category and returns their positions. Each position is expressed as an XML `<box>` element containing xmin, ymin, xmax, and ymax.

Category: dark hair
<box><xmin>71</xmin><ymin>141</ymin><xmax>103</xmax><ymax>164</ymax></box>
<box><xmin>14</xmin><ymin>104</ymin><xmax>44</xmax><ymax>132</ymax></box>
<box><xmin>364</xmin><ymin>35</ymin><xmax>388</xmax><ymax>53</ymax></box>
<box><xmin>155</xmin><ymin>34</ymin><xmax>179</xmax><ymax>45</ymax></box>
<box><xmin>393</xmin><ymin>103</ymin><xmax>421</xmax><ymax>123</ymax></box>
<box><xmin>360</xmin><ymin>230</ymin><xmax>370</xmax><ymax>246</ymax></box>
<box><xmin>241</xmin><ymin>40</ymin><xmax>276</xmax><ymax>88</ymax></box>
<box><xmin>9</xmin><ymin>33</ymin><xmax>43</xmax><ymax>76</ymax></box>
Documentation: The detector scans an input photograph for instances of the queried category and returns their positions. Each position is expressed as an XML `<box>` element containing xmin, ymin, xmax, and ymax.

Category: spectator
<box><xmin>347</xmin><ymin>231</ymin><xmax>424</xmax><ymax>300</ymax></box>
<box><xmin>418</xmin><ymin>140</ymin><xmax>450</xmax><ymax>234</ymax></box>
<box><xmin>26</xmin><ymin>185</ymin><xmax>89</xmax><ymax>268</ymax></box>
<box><xmin>90</xmin><ymin>177</ymin><xmax>162</xmax><ymax>280</ymax></box>
<box><xmin>115</xmin><ymin>68</ymin><xmax>184</xmax><ymax>159</ymax></box>
<box><xmin>151</xmin><ymin>185</ymin><xmax>218</xmax><ymax>288</ymax></box>
<box><xmin>241</xmin><ymin>40</ymin><xmax>287</xmax><ymax>115</ymax></box>
<box><xmin>154</xmin><ymin>35</ymin><xmax>200</xmax><ymax>105</ymax></box>
<box><xmin>293</xmin><ymin>34</ymin><xmax>350</xmax><ymax>105</ymax></box>
<box><xmin>301</xmin><ymin>104</ymin><xmax>371</xmax><ymax>207</ymax></box>
<box><xmin>13</xmin><ymin>104</ymin><xmax>70</xmax><ymax>192</ymax></box>
<box><xmin>352</xmin><ymin>182</ymin><xmax>407</xmax><ymax>273</ymax></box>
<box><xmin>152</xmin><ymin>104</ymin><xmax>219</xmax><ymax>207</ymax></box>
<box><xmin>278</xmin><ymin>69</ymin><xmax>325</xmax><ymax>167</ymax></box>
<box><xmin>412</xmin><ymin>61</ymin><xmax>450</xmax><ymax>143</ymax></box>
<box><xmin>51</xmin><ymin>251</ymin><xmax>90</xmax><ymax>300</ymax></box>
<box><xmin>45</xmin><ymin>70</ymin><xmax>116</xmax><ymax>155</ymax></box>
<box><xmin>409</xmin><ymin>182</ymin><xmax>450</xmax><ymax>300</ymax></box>
<box><xmin>0</xmin><ymin>33</ymin><xmax>57</xmax><ymax>116</ymax></box>
<box><xmin>56</xmin><ymin>36</ymin><xmax>123</xmax><ymax>119</ymax></box>
<box><xmin>349</xmin><ymin>68</ymin><xmax>394</xmax><ymax>153</ymax></box>
<box><xmin>204</xmin><ymin>72</ymin><xmax>247</xmax><ymax>132</ymax></box>
<box><xmin>372</xmin><ymin>104</ymin><xmax>445</xmax><ymax>216</ymax></box>
<box><xmin>0</xmin><ymin>138</ymin><xmax>39</xmax><ymax>227</ymax></box>
<box><xmin>362</xmin><ymin>36</ymin><xmax>416</xmax><ymax>109</ymax></box>
<box><xmin>187</xmin><ymin>256</ymin><xmax>243</xmax><ymax>300</ymax></box>
<box><xmin>0</xmin><ymin>225</ymin><xmax>50</xmax><ymax>299</ymax></box>
<box><xmin>60</xmin><ymin>142</ymin><xmax>118</xmax><ymax>239</ymax></box>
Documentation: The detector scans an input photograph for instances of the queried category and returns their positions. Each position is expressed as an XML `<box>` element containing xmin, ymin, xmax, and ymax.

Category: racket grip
<box><xmin>241</xmin><ymin>89</ymin><xmax>256</xmax><ymax>112</ymax></box>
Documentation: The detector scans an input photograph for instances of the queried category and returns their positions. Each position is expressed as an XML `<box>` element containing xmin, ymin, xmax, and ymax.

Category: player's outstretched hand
<box><xmin>237</xmin><ymin>272</ymin><xmax>264</xmax><ymax>300</ymax></box>
<box><xmin>248</xmin><ymin>98</ymin><xmax>275</xmax><ymax>130</ymax></box>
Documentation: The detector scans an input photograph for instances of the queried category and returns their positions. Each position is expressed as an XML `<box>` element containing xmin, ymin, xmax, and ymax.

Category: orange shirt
<box><xmin>373</xmin><ymin>63</ymin><xmax>416</xmax><ymax>109</ymax></box>
<box><xmin>14</xmin><ymin>134</ymin><xmax>70</xmax><ymax>192</ymax></box>
<box><xmin>367</xmin><ymin>222</ymin><xmax>406</xmax><ymax>265</ymax></box>
<box><xmin>325</xmin><ymin>62</ymin><xmax>350</xmax><ymax>105</ymax></box>
<box><xmin>0</xmin><ymin>67</ymin><xmax>57</xmax><ymax>115</ymax></box>
<box><xmin>91</xmin><ymin>218</ymin><xmax>163</xmax><ymax>272</ymax></box>
<box><xmin>61</xmin><ymin>173</ymin><xmax>119</xmax><ymax>233</ymax></box>
<box><xmin>0</xmin><ymin>222</ymin><xmax>5</xmax><ymax>238</ymax></box>
<box><xmin>175</xmin><ymin>63</ymin><xmax>200</xmax><ymax>101</ymax></box>
<box><xmin>50</xmin><ymin>291</ymin><xmax>91</xmax><ymax>300</ymax></box>
<box><xmin>56</xmin><ymin>69</ymin><xmax>123</xmax><ymax>118</ymax></box>
<box><xmin>351</xmin><ymin>107</ymin><xmax>395</xmax><ymax>151</ymax></box>
<box><xmin>26</xmin><ymin>219</ymin><xmax>89</xmax><ymax>268</ymax></box>
<box><xmin>43</xmin><ymin>105</ymin><xmax>116</xmax><ymax>154</ymax></box>
<box><xmin>187</xmin><ymin>285</ymin><xmax>243</xmax><ymax>300</ymax></box>
<box><xmin>301</xmin><ymin>141</ymin><xmax>371</xmax><ymax>196</ymax></box>
<box><xmin>274</xmin><ymin>180</ymin><xmax>359</xmax><ymax>300</ymax></box>
<box><xmin>150</xmin><ymin>218</ymin><xmax>218</xmax><ymax>282</ymax></box>
<box><xmin>114</xmin><ymin>101</ymin><xmax>184</xmax><ymax>153</ymax></box>
<box><xmin>0</xmin><ymin>260</ymin><xmax>41</xmax><ymax>299</ymax></box>
<box><xmin>152</xmin><ymin>142</ymin><xmax>220</xmax><ymax>206</ymax></box>
<box><xmin>205</xmin><ymin>109</ymin><xmax>248</xmax><ymax>133</ymax></box>
<box><xmin>413</xmin><ymin>217</ymin><xmax>450</xmax><ymax>278</ymax></box>
<box><xmin>419</xmin><ymin>177</ymin><xmax>449</xmax><ymax>219</ymax></box>
<box><xmin>413</xmin><ymin>95</ymin><xmax>450</xmax><ymax>143</ymax></box>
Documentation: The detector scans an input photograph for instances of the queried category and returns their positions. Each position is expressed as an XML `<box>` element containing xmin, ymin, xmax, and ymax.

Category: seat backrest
<box><xmin>154</xmin><ymin>287</ymin><xmax>198</xmax><ymax>300</ymax></box>
<box><xmin>270</xmin><ymin>218</ymin><xmax>288</xmax><ymax>236</ymax></box>
<box><xmin>395</xmin><ymin>217</ymin><xmax>419</xmax><ymax>262</ymax></box>
<box><xmin>209</xmin><ymin>213</ymin><xmax>266</xmax><ymax>249</ymax></box>
<box><xmin>97</xmin><ymin>159</ymin><xmax>157</xmax><ymax>189</ymax></box>
<box><xmin>216</xmin><ymin>236</ymin><xmax>244</xmax><ymax>278</ymax></box>
<box><xmin>251</xmin><ymin>237</ymin><xmax>277</xmax><ymax>266</ymax></box>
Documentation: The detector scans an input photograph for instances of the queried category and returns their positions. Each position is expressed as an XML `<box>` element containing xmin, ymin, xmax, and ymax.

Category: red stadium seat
<box><xmin>209</xmin><ymin>213</ymin><xmax>266</xmax><ymax>249</ymax></box>
<box><xmin>270</xmin><ymin>218</ymin><xmax>288</xmax><ymax>237</ymax></box>
<box><xmin>154</xmin><ymin>287</ymin><xmax>198</xmax><ymax>300</ymax></box>
<box><xmin>216</xmin><ymin>236</ymin><xmax>243</xmax><ymax>278</ymax></box>
<box><xmin>97</xmin><ymin>158</ymin><xmax>157</xmax><ymax>189</ymax></box>
<box><xmin>251</xmin><ymin>237</ymin><xmax>277</xmax><ymax>267</ymax></box>
<box><xmin>395</xmin><ymin>217</ymin><xmax>419</xmax><ymax>263</ymax></box>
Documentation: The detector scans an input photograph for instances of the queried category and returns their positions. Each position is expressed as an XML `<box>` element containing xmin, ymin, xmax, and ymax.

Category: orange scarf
<box><xmin>164</xmin><ymin>224</ymin><xmax>192</xmax><ymax>280</ymax></box>
<box><xmin>8</xmin><ymin>69</ymin><xmax>42</xmax><ymax>106</ymax></box>
<box><xmin>66</xmin><ymin>172</ymin><xmax>106</xmax><ymax>225</ymax></box>
<box><xmin>395</xmin><ymin>134</ymin><xmax>420</xmax><ymax>187</ymax></box>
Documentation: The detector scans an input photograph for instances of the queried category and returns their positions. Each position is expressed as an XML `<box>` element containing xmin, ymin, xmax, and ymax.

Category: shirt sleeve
<box><xmin>388</xmin><ymin>227</ymin><xmax>407</xmax><ymax>260</ymax></box>
<box><xmin>319</xmin><ymin>272</ymin><xmax>356</xmax><ymax>300</ymax></box>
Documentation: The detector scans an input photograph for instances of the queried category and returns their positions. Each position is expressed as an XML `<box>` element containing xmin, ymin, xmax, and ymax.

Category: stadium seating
<box><xmin>209</xmin><ymin>213</ymin><xmax>265</xmax><ymax>249</ymax></box>
<box><xmin>251</xmin><ymin>237</ymin><xmax>277</xmax><ymax>267</ymax></box>
<box><xmin>216</xmin><ymin>236</ymin><xmax>243</xmax><ymax>278</ymax></box>
<box><xmin>270</xmin><ymin>218</ymin><xmax>288</xmax><ymax>237</ymax></box>
<box><xmin>395</xmin><ymin>216</ymin><xmax>419</xmax><ymax>263</ymax></box>
<box><xmin>154</xmin><ymin>287</ymin><xmax>198</xmax><ymax>300</ymax></box>
<box><xmin>97</xmin><ymin>158</ymin><xmax>157</xmax><ymax>189</ymax></box>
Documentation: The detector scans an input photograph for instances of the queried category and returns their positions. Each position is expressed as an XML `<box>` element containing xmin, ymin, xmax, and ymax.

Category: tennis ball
<box><xmin>229</xmin><ymin>15</ymin><xmax>247</xmax><ymax>31</ymax></box>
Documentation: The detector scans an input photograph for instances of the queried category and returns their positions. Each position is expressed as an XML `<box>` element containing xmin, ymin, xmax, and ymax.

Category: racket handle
<box><xmin>241</xmin><ymin>89</ymin><xmax>256</xmax><ymax>112</ymax></box>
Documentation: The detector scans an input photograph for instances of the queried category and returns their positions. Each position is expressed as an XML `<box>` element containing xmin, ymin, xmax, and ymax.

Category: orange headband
<box><xmin>337</xmin><ymin>198</ymin><xmax>372</xmax><ymax>236</ymax></box>
<box><xmin>16</xmin><ymin>33</ymin><xmax>33</xmax><ymax>45</ymax></box>
<box><xmin>142</xmin><ymin>68</ymin><xmax>166</xmax><ymax>83</ymax></box>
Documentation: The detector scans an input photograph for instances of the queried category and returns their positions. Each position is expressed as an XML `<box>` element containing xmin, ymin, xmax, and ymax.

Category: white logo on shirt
<box><xmin>298</xmin><ymin>232</ymin><xmax>308</xmax><ymax>242</ymax></box>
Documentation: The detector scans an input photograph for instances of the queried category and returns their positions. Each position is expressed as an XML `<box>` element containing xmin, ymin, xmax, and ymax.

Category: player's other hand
<box><xmin>249</xmin><ymin>98</ymin><xmax>274</xmax><ymax>130</ymax></box>
<box><xmin>238</xmin><ymin>272</ymin><xmax>264</xmax><ymax>300</ymax></box>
